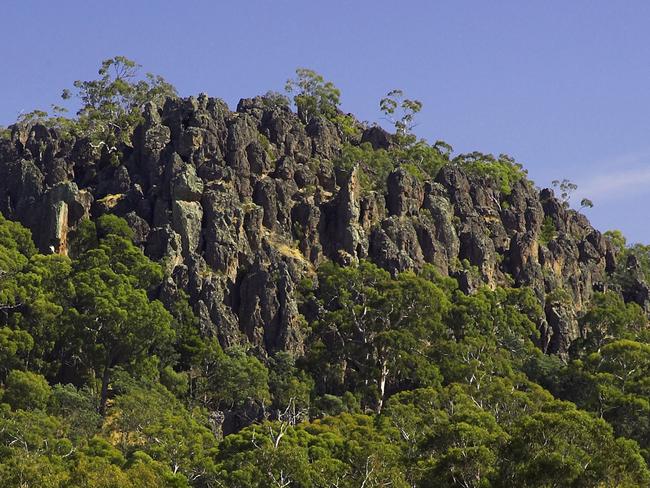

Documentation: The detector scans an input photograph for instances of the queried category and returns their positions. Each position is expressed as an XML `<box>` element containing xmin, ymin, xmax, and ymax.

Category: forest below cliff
<box><xmin>1</xmin><ymin>58</ymin><xmax>650</xmax><ymax>487</ymax></box>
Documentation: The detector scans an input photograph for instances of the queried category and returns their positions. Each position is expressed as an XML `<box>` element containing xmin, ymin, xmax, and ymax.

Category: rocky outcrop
<box><xmin>620</xmin><ymin>253</ymin><xmax>650</xmax><ymax>312</ymax></box>
<box><xmin>0</xmin><ymin>94</ymin><xmax>626</xmax><ymax>356</ymax></box>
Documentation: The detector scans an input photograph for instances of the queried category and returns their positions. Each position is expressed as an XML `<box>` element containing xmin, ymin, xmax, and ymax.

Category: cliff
<box><xmin>0</xmin><ymin>93</ymin><xmax>643</xmax><ymax>357</ymax></box>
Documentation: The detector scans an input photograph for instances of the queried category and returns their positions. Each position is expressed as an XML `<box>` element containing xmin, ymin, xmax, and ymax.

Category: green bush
<box><xmin>455</xmin><ymin>152</ymin><xmax>528</xmax><ymax>195</ymax></box>
<box><xmin>336</xmin><ymin>139</ymin><xmax>450</xmax><ymax>192</ymax></box>
<box><xmin>393</xmin><ymin>139</ymin><xmax>449</xmax><ymax>180</ymax></box>
<box><xmin>2</xmin><ymin>370</ymin><xmax>52</xmax><ymax>410</ymax></box>
<box><xmin>333</xmin><ymin>113</ymin><xmax>362</xmax><ymax>139</ymax></box>
<box><xmin>96</xmin><ymin>214</ymin><xmax>135</xmax><ymax>241</ymax></box>
<box><xmin>336</xmin><ymin>142</ymin><xmax>394</xmax><ymax>192</ymax></box>
<box><xmin>539</xmin><ymin>216</ymin><xmax>557</xmax><ymax>246</ymax></box>
<box><xmin>285</xmin><ymin>68</ymin><xmax>341</xmax><ymax>123</ymax></box>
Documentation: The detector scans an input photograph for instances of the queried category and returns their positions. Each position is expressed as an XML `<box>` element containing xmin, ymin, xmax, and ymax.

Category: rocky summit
<box><xmin>1</xmin><ymin>93</ymin><xmax>644</xmax><ymax>359</ymax></box>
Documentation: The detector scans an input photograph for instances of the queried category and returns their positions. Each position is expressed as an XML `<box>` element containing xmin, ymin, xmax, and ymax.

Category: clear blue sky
<box><xmin>3</xmin><ymin>1</ymin><xmax>650</xmax><ymax>243</ymax></box>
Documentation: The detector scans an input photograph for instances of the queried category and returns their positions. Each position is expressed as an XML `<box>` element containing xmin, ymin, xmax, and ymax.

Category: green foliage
<box><xmin>380</xmin><ymin>88</ymin><xmax>422</xmax><ymax>145</ymax></box>
<box><xmin>0</xmin><ymin>211</ymin><xmax>36</xmax><ymax>264</ymax></box>
<box><xmin>499</xmin><ymin>402</ymin><xmax>650</xmax><ymax>487</ymax></box>
<box><xmin>391</xmin><ymin>138</ymin><xmax>450</xmax><ymax>181</ymax></box>
<box><xmin>440</xmin><ymin>286</ymin><xmax>542</xmax><ymax>385</ymax></box>
<box><xmin>0</xmin><ymin>208</ymin><xmax>650</xmax><ymax>485</ymax></box>
<box><xmin>605</xmin><ymin>229</ymin><xmax>627</xmax><ymax>254</ymax></box>
<box><xmin>336</xmin><ymin>137</ymin><xmax>449</xmax><ymax>193</ymax></box>
<box><xmin>285</xmin><ymin>68</ymin><xmax>341</xmax><ymax>122</ymax></box>
<box><xmin>0</xmin><ymin>401</ymin><xmax>190</xmax><ymax>486</ymax></box>
<box><xmin>2</xmin><ymin>370</ymin><xmax>52</xmax><ymax>411</ymax></box>
<box><xmin>214</xmin><ymin>413</ymin><xmax>409</xmax><ymax>487</ymax></box>
<box><xmin>5</xmin><ymin>57</ymin><xmax>177</xmax><ymax>162</ymax></box>
<box><xmin>192</xmin><ymin>340</ymin><xmax>270</xmax><ymax>412</ymax></box>
<box><xmin>284</xmin><ymin>68</ymin><xmax>363</xmax><ymax>138</ymax></box>
<box><xmin>372</xmin><ymin>90</ymin><xmax>449</xmax><ymax>182</ymax></box>
<box><xmin>48</xmin><ymin>384</ymin><xmax>101</xmax><ymax>442</ymax></box>
<box><xmin>307</xmin><ymin>261</ymin><xmax>449</xmax><ymax>412</ymax></box>
<box><xmin>539</xmin><ymin>215</ymin><xmax>557</xmax><ymax>246</ymax></box>
<box><xmin>580</xmin><ymin>197</ymin><xmax>594</xmax><ymax>210</ymax></box>
<box><xmin>211</xmin><ymin>347</ymin><xmax>270</xmax><ymax>409</ymax></box>
<box><xmin>549</xmin><ymin>179</ymin><xmax>595</xmax><ymax>211</ymax></box>
<box><xmin>0</xmin><ymin>327</ymin><xmax>33</xmax><ymax>377</ymax></box>
<box><xmin>336</xmin><ymin>142</ymin><xmax>394</xmax><ymax>191</ymax></box>
<box><xmin>333</xmin><ymin>112</ymin><xmax>362</xmax><ymax>138</ymax></box>
<box><xmin>0</xmin><ymin>452</ymin><xmax>70</xmax><ymax>487</ymax></box>
<box><xmin>164</xmin><ymin>290</ymin><xmax>205</xmax><ymax>371</ymax></box>
<box><xmin>261</xmin><ymin>90</ymin><xmax>290</xmax><ymax>110</ymax></box>
<box><xmin>62</xmin><ymin>56</ymin><xmax>177</xmax><ymax>148</ymax></box>
<box><xmin>605</xmin><ymin>232</ymin><xmax>650</xmax><ymax>299</ymax></box>
<box><xmin>268</xmin><ymin>351</ymin><xmax>313</xmax><ymax>417</ymax></box>
<box><xmin>0</xmin><ymin>214</ymin><xmax>178</xmax><ymax>417</ymax></box>
<box><xmin>551</xmin><ymin>178</ymin><xmax>578</xmax><ymax>206</ymax></box>
<box><xmin>455</xmin><ymin>152</ymin><xmax>528</xmax><ymax>195</ymax></box>
<box><xmin>70</xmin><ymin>242</ymin><xmax>174</xmax><ymax>413</ymax></box>
<box><xmin>546</xmin><ymin>286</ymin><xmax>573</xmax><ymax>307</ymax></box>
<box><xmin>622</xmin><ymin>243</ymin><xmax>650</xmax><ymax>282</ymax></box>
<box><xmin>106</xmin><ymin>380</ymin><xmax>218</xmax><ymax>484</ymax></box>
<box><xmin>95</xmin><ymin>214</ymin><xmax>135</xmax><ymax>241</ymax></box>
<box><xmin>386</xmin><ymin>385</ymin><xmax>507</xmax><ymax>487</ymax></box>
<box><xmin>69</xmin><ymin>218</ymin><xmax>100</xmax><ymax>256</ymax></box>
<box><xmin>532</xmin><ymin>338</ymin><xmax>650</xmax><ymax>464</ymax></box>
<box><xmin>583</xmin><ymin>341</ymin><xmax>650</xmax><ymax>452</ymax></box>
<box><xmin>311</xmin><ymin>392</ymin><xmax>361</xmax><ymax>417</ymax></box>
<box><xmin>257</xmin><ymin>132</ymin><xmax>277</xmax><ymax>160</ymax></box>
<box><xmin>13</xmin><ymin>107</ymin><xmax>78</xmax><ymax>142</ymax></box>
<box><xmin>576</xmin><ymin>291</ymin><xmax>647</xmax><ymax>352</ymax></box>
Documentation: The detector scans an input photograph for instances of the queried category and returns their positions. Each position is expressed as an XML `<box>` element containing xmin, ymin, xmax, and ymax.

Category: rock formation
<box><xmin>0</xmin><ymin>93</ymin><xmax>639</xmax><ymax>356</ymax></box>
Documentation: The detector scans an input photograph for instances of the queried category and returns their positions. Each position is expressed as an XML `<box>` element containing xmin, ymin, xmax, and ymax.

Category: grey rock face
<box><xmin>173</xmin><ymin>163</ymin><xmax>204</xmax><ymax>202</ymax></box>
<box><xmin>172</xmin><ymin>200</ymin><xmax>203</xmax><ymax>257</ymax></box>
<box><xmin>0</xmin><ymin>95</ymin><xmax>629</xmax><ymax>356</ymax></box>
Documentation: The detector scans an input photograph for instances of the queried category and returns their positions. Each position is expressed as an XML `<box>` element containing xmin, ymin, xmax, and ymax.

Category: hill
<box><xmin>0</xmin><ymin>59</ymin><xmax>649</xmax><ymax>486</ymax></box>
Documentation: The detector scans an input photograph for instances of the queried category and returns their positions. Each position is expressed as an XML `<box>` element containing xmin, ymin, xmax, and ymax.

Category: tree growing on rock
<box><xmin>379</xmin><ymin>89</ymin><xmax>422</xmax><ymax>146</ymax></box>
<box><xmin>580</xmin><ymin>197</ymin><xmax>594</xmax><ymax>210</ymax></box>
<box><xmin>377</xmin><ymin>89</ymin><xmax>450</xmax><ymax>179</ymax></box>
<box><xmin>285</xmin><ymin>68</ymin><xmax>341</xmax><ymax>123</ymax></box>
<box><xmin>8</xmin><ymin>56</ymin><xmax>176</xmax><ymax>163</ymax></box>
<box><xmin>61</xmin><ymin>56</ymin><xmax>177</xmax><ymax>150</ymax></box>
<box><xmin>552</xmin><ymin>178</ymin><xmax>578</xmax><ymax>205</ymax></box>
<box><xmin>551</xmin><ymin>178</ymin><xmax>594</xmax><ymax>211</ymax></box>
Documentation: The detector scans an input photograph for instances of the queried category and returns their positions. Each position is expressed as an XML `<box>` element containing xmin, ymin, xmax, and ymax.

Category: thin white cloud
<box><xmin>576</xmin><ymin>165</ymin><xmax>650</xmax><ymax>202</ymax></box>
<box><xmin>549</xmin><ymin>150</ymin><xmax>650</xmax><ymax>204</ymax></box>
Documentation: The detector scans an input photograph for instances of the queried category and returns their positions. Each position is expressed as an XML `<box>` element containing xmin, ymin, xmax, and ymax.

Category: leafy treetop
<box><xmin>285</xmin><ymin>68</ymin><xmax>341</xmax><ymax>123</ymax></box>
<box><xmin>61</xmin><ymin>56</ymin><xmax>177</xmax><ymax>148</ymax></box>
<box><xmin>380</xmin><ymin>88</ymin><xmax>423</xmax><ymax>145</ymax></box>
